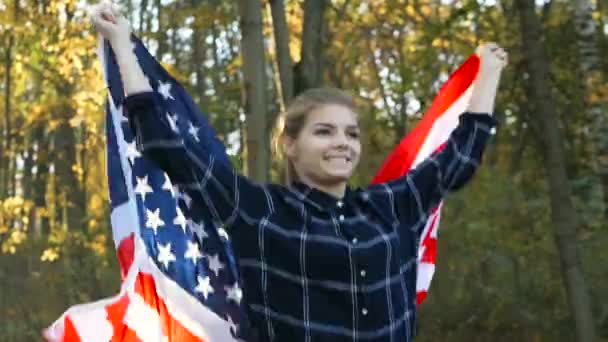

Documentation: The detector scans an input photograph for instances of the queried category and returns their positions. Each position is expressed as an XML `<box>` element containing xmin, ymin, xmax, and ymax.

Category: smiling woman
<box><xmin>273</xmin><ymin>88</ymin><xmax>361</xmax><ymax>197</ymax></box>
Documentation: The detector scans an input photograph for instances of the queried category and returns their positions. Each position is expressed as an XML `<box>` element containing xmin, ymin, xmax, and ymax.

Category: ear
<box><xmin>283</xmin><ymin>136</ymin><xmax>297</xmax><ymax>159</ymax></box>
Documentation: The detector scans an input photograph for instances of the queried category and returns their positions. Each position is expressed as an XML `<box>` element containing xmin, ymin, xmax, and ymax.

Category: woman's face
<box><xmin>284</xmin><ymin>104</ymin><xmax>361</xmax><ymax>188</ymax></box>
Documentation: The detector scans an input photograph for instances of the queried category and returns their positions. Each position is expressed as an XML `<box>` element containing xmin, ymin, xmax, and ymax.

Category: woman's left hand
<box><xmin>476</xmin><ymin>42</ymin><xmax>508</xmax><ymax>73</ymax></box>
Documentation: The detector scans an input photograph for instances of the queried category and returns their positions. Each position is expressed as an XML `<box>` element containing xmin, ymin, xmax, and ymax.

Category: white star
<box><xmin>134</xmin><ymin>176</ymin><xmax>154</xmax><ymax>202</ymax></box>
<box><xmin>166</xmin><ymin>112</ymin><xmax>179</xmax><ymax>133</ymax></box>
<box><xmin>145</xmin><ymin>208</ymin><xmax>165</xmax><ymax>234</ymax></box>
<box><xmin>189</xmin><ymin>220</ymin><xmax>208</xmax><ymax>242</ymax></box>
<box><xmin>184</xmin><ymin>240</ymin><xmax>203</xmax><ymax>264</ymax></box>
<box><xmin>178</xmin><ymin>191</ymin><xmax>192</xmax><ymax>209</ymax></box>
<box><xmin>188</xmin><ymin>122</ymin><xmax>200</xmax><ymax>142</ymax></box>
<box><xmin>161</xmin><ymin>174</ymin><xmax>175</xmax><ymax>196</ymax></box>
<box><xmin>173</xmin><ymin>208</ymin><xmax>188</xmax><ymax>232</ymax></box>
<box><xmin>225</xmin><ymin>282</ymin><xmax>243</xmax><ymax>305</ymax></box>
<box><xmin>125</xmin><ymin>140</ymin><xmax>141</xmax><ymax>164</ymax></box>
<box><xmin>218</xmin><ymin>227</ymin><xmax>230</xmax><ymax>241</ymax></box>
<box><xmin>157</xmin><ymin>242</ymin><xmax>176</xmax><ymax>269</ymax></box>
<box><xmin>157</xmin><ymin>80</ymin><xmax>175</xmax><ymax>100</ymax></box>
<box><xmin>208</xmin><ymin>254</ymin><xmax>224</xmax><ymax>277</ymax></box>
<box><xmin>194</xmin><ymin>275</ymin><xmax>214</xmax><ymax>300</ymax></box>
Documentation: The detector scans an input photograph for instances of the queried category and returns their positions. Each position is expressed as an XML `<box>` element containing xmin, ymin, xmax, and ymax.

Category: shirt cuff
<box><xmin>124</xmin><ymin>91</ymin><xmax>159</xmax><ymax>114</ymax></box>
<box><xmin>460</xmin><ymin>112</ymin><xmax>498</xmax><ymax>134</ymax></box>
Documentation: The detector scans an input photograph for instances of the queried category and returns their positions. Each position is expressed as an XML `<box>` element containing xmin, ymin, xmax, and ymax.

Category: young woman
<box><xmin>91</xmin><ymin>3</ymin><xmax>507</xmax><ymax>341</ymax></box>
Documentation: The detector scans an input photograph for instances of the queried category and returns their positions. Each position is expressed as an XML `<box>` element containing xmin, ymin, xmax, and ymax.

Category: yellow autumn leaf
<box><xmin>41</xmin><ymin>248</ymin><xmax>60</xmax><ymax>262</ymax></box>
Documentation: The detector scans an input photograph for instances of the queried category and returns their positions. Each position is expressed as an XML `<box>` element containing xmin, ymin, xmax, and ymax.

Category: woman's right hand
<box><xmin>89</xmin><ymin>2</ymin><xmax>132</xmax><ymax>48</ymax></box>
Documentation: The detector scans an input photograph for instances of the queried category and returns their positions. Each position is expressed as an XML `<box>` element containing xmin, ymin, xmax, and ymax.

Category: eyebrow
<box><xmin>312</xmin><ymin>123</ymin><xmax>360</xmax><ymax>130</ymax></box>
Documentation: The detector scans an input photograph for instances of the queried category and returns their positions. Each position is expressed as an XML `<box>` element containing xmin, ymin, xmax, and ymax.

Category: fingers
<box><xmin>477</xmin><ymin>42</ymin><xmax>509</xmax><ymax>65</ymax></box>
<box><xmin>89</xmin><ymin>2</ymin><xmax>118</xmax><ymax>24</ymax></box>
<box><xmin>484</xmin><ymin>42</ymin><xmax>499</xmax><ymax>51</ymax></box>
<box><xmin>494</xmin><ymin>47</ymin><xmax>507</xmax><ymax>60</ymax></box>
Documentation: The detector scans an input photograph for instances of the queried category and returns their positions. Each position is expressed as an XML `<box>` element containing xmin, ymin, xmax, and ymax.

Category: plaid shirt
<box><xmin>125</xmin><ymin>92</ymin><xmax>496</xmax><ymax>342</ymax></box>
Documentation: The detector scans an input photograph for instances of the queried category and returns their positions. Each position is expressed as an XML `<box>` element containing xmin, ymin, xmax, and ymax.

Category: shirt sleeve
<box><xmin>374</xmin><ymin>112</ymin><xmax>497</xmax><ymax>234</ymax></box>
<box><xmin>124</xmin><ymin>91</ymin><xmax>272</xmax><ymax>228</ymax></box>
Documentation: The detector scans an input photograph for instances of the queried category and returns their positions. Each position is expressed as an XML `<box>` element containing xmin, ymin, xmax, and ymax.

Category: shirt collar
<box><xmin>289</xmin><ymin>181</ymin><xmax>355</xmax><ymax>212</ymax></box>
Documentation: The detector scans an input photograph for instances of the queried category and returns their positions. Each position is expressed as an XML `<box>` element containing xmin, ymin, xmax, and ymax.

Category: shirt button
<box><xmin>360</xmin><ymin>270</ymin><xmax>366</xmax><ymax>277</ymax></box>
<box><xmin>337</xmin><ymin>201</ymin><xmax>343</xmax><ymax>208</ymax></box>
<box><xmin>362</xmin><ymin>308</ymin><xmax>368</xmax><ymax>316</ymax></box>
<box><xmin>339</xmin><ymin>215</ymin><xmax>345</xmax><ymax>222</ymax></box>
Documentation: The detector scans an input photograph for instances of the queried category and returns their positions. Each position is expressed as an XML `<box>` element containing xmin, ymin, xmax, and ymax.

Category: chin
<box><xmin>324</xmin><ymin>170</ymin><xmax>353</xmax><ymax>182</ymax></box>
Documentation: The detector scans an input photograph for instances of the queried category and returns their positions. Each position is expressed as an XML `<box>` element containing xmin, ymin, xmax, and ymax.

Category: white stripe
<box><xmin>416</xmin><ymin>262</ymin><xmax>436</xmax><ymax>292</ymax></box>
<box><xmin>70</xmin><ymin>305</ymin><xmax>115</xmax><ymax>341</ymax></box>
<box><xmin>44</xmin><ymin>235</ymin><xmax>147</xmax><ymax>341</ymax></box>
<box><xmin>124</xmin><ymin>291</ymin><xmax>169</xmax><ymax>342</ymax></box>
<box><xmin>111</xmin><ymin>201</ymin><xmax>140</xmax><ymax>248</ymax></box>
<box><xmin>412</xmin><ymin>85</ymin><xmax>475</xmax><ymax>168</ymax></box>
<box><xmin>44</xmin><ymin>293</ymin><xmax>123</xmax><ymax>341</ymax></box>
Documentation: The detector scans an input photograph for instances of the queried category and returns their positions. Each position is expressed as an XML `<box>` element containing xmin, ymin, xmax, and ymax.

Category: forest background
<box><xmin>0</xmin><ymin>0</ymin><xmax>607</xmax><ymax>341</ymax></box>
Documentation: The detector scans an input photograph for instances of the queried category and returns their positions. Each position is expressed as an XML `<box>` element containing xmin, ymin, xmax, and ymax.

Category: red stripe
<box><xmin>117</xmin><ymin>234</ymin><xmax>135</xmax><ymax>279</ymax></box>
<box><xmin>104</xmin><ymin>293</ymin><xmax>141</xmax><ymax>342</ymax></box>
<box><xmin>371</xmin><ymin>55</ymin><xmax>480</xmax><ymax>183</ymax></box>
<box><xmin>134</xmin><ymin>272</ymin><xmax>205</xmax><ymax>342</ymax></box>
<box><xmin>416</xmin><ymin>291</ymin><xmax>428</xmax><ymax>305</ymax></box>
<box><xmin>61</xmin><ymin>317</ymin><xmax>82</xmax><ymax>342</ymax></box>
<box><xmin>420</xmin><ymin>215</ymin><xmax>439</xmax><ymax>264</ymax></box>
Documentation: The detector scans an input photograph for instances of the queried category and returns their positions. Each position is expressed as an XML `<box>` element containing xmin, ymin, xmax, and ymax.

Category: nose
<box><xmin>334</xmin><ymin>131</ymin><xmax>349</xmax><ymax>150</ymax></box>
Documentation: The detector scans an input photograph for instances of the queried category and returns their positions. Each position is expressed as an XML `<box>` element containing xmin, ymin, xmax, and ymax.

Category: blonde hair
<box><xmin>272</xmin><ymin>87</ymin><xmax>357</xmax><ymax>185</ymax></box>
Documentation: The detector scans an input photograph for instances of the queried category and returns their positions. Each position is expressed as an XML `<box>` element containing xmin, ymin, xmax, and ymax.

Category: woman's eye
<box><xmin>348</xmin><ymin>131</ymin><xmax>360</xmax><ymax>139</ymax></box>
<box><xmin>315</xmin><ymin>129</ymin><xmax>331</xmax><ymax>135</ymax></box>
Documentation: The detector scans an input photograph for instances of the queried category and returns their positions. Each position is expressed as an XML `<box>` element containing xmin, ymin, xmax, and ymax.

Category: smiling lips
<box><xmin>324</xmin><ymin>155</ymin><xmax>353</xmax><ymax>163</ymax></box>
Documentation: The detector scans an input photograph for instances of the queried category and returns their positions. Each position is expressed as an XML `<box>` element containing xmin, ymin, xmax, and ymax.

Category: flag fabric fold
<box><xmin>45</xmin><ymin>36</ymin><xmax>245</xmax><ymax>342</ymax></box>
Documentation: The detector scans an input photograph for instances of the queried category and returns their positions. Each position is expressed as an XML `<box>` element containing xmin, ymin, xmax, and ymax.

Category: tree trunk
<box><xmin>2</xmin><ymin>33</ymin><xmax>14</xmax><ymax>199</ymax></box>
<box><xmin>155</xmin><ymin>0</ymin><xmax>167</xmax><ymax>61</ymax></box>
<box><xmin>573</xmin><ymin>0</ymin><xmax>608</xmax><ymax>218</ymax></box>
<box><xmin>237</xmin><ymin>0</ymin><xmax>270</xmax><ymax>182</ymax></box>
<box><xmin>296</xmin><ymin>0</ymin><xmax>327</xmax><ymax>94</ymax></box>
<box><xmin>53</xmin><ymin>100</ymin><xmax>85</xmax><ymax>232</ymax></box>
<box><xmin>32</xmin><ymin>125</ymin><xmax>50</xmax><ymax>237</ymax></box>
<box><xmin>139</xmin><ymin>0</ymin><xmax>148</xmax><ymax>34</ymax></box>
<box><xmin>269</xmin><ymin>0</ymin><xmax>294</xmax><ymax>105</ymax></box>
<box><xmin>515</xmin><ymin>0</ymin><xmax>597</xmax><ymax>340</ymax></box>
<box><xmin>191</xmin><ymin>0</ymin><xmax>207</xmax><ymax>107</ymax></box>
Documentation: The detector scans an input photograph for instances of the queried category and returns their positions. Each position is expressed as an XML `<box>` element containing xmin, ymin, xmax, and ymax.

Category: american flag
<box><xmin>372</xmin><ymin>54</ymin><xmax>482</xmax><ymax>305</ymax></box>
<box><xmin>44</xmin><ymin>36</ymin><xmax>247</xmax><ymax>342</ymax></box>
